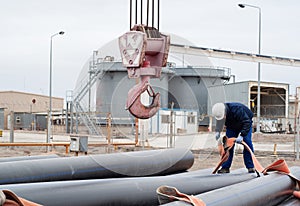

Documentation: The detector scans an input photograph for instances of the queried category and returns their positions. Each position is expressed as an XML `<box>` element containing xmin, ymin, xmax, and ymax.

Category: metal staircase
<box><xmin>74</xmin><ymin>101</ymin><xmax>99</xmax><ymax>135</ymax></box>
<box><xmin>72</xmin><ymin>56</ymin><xmax>115</xmax><ymax>136</ymax></box>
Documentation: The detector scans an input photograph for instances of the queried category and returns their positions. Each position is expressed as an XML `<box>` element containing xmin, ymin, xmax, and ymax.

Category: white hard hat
<box><xmin>212</xmin><ymin>103</ymin><xmax>225</xmax><ymax>120</ymax></box>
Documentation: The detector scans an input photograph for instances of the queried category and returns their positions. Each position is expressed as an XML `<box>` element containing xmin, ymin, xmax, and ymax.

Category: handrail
<box><xmin>0</xmin><ymin>142</ymin><xmax>70</xmax><ymax>154</ymax></box>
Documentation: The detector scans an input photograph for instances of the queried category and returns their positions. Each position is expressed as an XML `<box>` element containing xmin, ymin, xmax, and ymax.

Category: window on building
<box><xmin>16</xmin><ymin>116</ymin><xmax>21</xmax><ymax>124</ymax></box>
<box><xmin>187</xmin><ymin>115</ymin><xmax>195</xmax><ymax>124</ymax></box>
<box><xmin>161</xmin><ymin>115</ymin><xmax>170</xmax><ymax>123</ymax></box>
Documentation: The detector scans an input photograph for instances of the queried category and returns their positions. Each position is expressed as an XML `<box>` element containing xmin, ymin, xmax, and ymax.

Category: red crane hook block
<box><xmin>119</xmin><ymin>24</ymin><xmax>170</xmax><ymax>119</ymax></box>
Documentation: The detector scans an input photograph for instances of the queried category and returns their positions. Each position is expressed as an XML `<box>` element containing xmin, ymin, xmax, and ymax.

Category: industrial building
<box><xmin>150</xmin><ymin>108</ymin><xmax>198</xmax><ymax>134</ymax></box>
<box><xmin>69</xmin><ymin>35</ymin><xmax>298</xmax><ymax>135</ymax></box>
<box><xmin>94</xmin><ymin>61</ymin><xmax>230</xmax><ymax>128</ymax></box>
<box><xmin>0</xmin><ymin>37</ymin><xmax>298</xmax><ymax>135</ymax></box>
<box><xmin>208</xmin><ymin>81</ymin><xmax>289</xmax><ymax>132</ymax></box>
<box><xmin>288</xmin><ymin>87</ymin><xmax>300</xmax><ymax>134</ymax></box>
<box><xmin>0</xmin><ymin>91</ymin><xmax>64</xmax><ymax>130</ymax></box>
<box><xmin>68</xmin><ymin>35</ymin><xmax>231</xmax><ymax>135</ymax></box>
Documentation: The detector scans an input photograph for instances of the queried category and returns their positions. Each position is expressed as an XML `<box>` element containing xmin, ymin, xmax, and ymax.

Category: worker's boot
<box><xmin>248</xmin><ymin>168</ymin><xmax>255</xmax><ymax>173</ymax></box>
<box><xmin>217</xmin><ymin>167</ymin><xmax>230</xmax><ymax>174</ymax></box>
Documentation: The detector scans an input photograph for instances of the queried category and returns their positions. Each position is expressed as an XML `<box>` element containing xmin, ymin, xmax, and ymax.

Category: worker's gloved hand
<box><xmin>215</xmin><ymin>132</ymin><xmax>220</xmax><ymax>141</ymax></box>
<box><xmin>235</xmin><ymin>135</ymin><xmax>243</xmax><ymax>144</ymax></box>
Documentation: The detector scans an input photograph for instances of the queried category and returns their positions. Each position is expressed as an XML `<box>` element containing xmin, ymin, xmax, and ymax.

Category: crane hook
<box><xmin>126</xmin><ymin>78</ymin><xmax>160</xmax><ymax>119</ymax></box>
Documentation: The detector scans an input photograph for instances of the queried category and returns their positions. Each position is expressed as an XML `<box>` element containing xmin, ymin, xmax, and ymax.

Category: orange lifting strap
<box><xmin>157</xmin><ymin>137</ymin><xmax>300</xmax><ymax>206</ymax></box>
<box><xmin>156</xmin><ymin>185</ymin><xmax>206</xmax><ymax>206</ymax></box>
<box><xmin>212</xmin><ymin>137</ymin><xmax>300</xmax><ymax>198</ymax></box>
<box><xmin>0</xmin><ymin>190</ymin><xmax>42</xmax><ymax>206</ymax></box>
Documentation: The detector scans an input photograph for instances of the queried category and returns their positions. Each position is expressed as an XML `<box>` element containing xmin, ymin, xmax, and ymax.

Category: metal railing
<box><xmin>71</xmin><ymin>60</ymin><xmax>115</xmax><ymax>136</ymax></box>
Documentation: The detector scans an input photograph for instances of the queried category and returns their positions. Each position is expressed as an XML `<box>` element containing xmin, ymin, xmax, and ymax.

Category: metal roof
<box><xmin>94</xmin><ymin>61</ymin><xmax>230</xmax><ymax>79</ymax></box>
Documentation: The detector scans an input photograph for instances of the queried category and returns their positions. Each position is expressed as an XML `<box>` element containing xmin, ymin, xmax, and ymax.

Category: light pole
<box><xmin>238</xmin><ymin>3</ymin><xmax>261</xmax><ymax>133</ymax></box>
<box><xmin>48</xmin><ymin>31</ymin><xmax>64</xmax><ymax>149</ymax></box>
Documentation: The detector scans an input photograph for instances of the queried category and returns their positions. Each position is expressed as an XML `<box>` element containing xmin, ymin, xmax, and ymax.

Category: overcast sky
<box><xmin>1</xmin><ymin>0</ymin><xmax>300</xmax><ymax>99</ymax></box>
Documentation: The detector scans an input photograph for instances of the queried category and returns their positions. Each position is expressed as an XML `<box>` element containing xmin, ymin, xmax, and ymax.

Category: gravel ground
<box><xmin>190</xmin><ymin>132</ymin><xmax>300</xmax><ymax>171</ymax></box>
<box><xmin>0</xmin><ymin>132</ymin><xmax>299</xmax><ymax>172</ymax></box>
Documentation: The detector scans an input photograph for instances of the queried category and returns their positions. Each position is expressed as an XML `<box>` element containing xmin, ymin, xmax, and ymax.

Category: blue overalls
<box><xmin>219</xmin><ymin>102</ymin><xmax>254</xmax><ymax>169</ymax></box>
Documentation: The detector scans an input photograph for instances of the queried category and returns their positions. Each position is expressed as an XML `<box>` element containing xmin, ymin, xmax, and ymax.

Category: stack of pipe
<box><xmin>0</xmin><ymin>148</ymin><xmax>299</xmax><ymax>205</ymax></box>
<box><xmin>0</xmin><ymin>169</ymin><xmax>256</xmax><ymax>205</ymax></box>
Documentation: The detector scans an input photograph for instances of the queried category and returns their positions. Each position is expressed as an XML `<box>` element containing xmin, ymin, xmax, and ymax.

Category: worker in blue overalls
<box><xmin>212</xmin><ymin>102</ymin><xmax>255</xmax><ymax>173</ymax></box>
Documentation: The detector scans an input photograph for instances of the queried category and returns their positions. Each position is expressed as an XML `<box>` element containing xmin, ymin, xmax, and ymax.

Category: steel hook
<box><xmin>126</xmin><ymin>80</ymin><xmax>160</xmax><ymax>119</ymax></box>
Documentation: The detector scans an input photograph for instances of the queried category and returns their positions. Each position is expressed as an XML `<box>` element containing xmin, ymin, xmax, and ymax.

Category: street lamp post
<box><xmin>48</xmin><ymin>31</ymin><xmax>64</xmax><ymax>150</ymax></box>
<box><xmin>238</xmin><ymin>3</ymin><xmax>261</xmax><ymax>133</ymax></box>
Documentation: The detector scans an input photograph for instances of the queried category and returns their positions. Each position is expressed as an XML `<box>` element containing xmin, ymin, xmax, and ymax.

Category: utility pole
<box><xmin>170</xmin><ymin>102</ymin><xmax>174</xmax><ymax>148</ymax></box>
<box><xmin>9</xmin><ymin>111</ymin><xmax>14</xmax><ymax>143</ymax></box>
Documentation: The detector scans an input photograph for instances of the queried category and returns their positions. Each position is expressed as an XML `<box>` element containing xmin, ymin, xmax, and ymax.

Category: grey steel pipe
<box><xmin>277</xmin><ymin>196</ymin><xmax>300</xmax><ymax>206</ymax></box>
<box><xmin>0</xmin><ymin>148</ymin><xmax>193</xmax><ymax>185</ymax></box>
<box><xmin>0</xmin><ymin>154</ymin><xmax>59</xmax><ymax>163</ymax></box>
<box><xmin>0</xmin><ymin>169</ymin><xmax>256</xmax><ymax>206</ymax></box>
<box><xmin>161</xmin><ymin>166</ymin><xmax>300</xmax><ymax>206</ymax></box>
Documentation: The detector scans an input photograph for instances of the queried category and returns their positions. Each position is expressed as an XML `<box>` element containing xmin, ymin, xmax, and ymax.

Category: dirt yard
<box><xmin>190</xmin><ymin>133</ymin><xmax>300</xmax><ymax>171</ymax></box>
<box><xmin>0</xmin><ymin>132</ymin><xmax>299</xmax><ymax>173</ymax></box>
